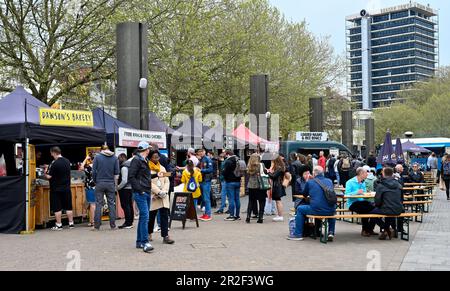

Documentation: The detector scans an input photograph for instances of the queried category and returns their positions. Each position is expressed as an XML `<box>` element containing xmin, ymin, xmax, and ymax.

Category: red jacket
<box><xmin>318</xmin><ymin>156</ymin><xmax>326</xmax><ymax>169</ymax></box>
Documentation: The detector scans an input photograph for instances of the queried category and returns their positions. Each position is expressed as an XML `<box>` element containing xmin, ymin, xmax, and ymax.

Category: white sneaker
<box><xmin>272</xmin><ymin>216</ymin><xmax>284</xmax><ymax>222</ymax></box>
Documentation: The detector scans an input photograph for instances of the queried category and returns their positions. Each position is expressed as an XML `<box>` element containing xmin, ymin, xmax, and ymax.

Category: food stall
<box><xmin>0</xmin><ymin>86</ymin><xmax>106</xmax><ymax>234</ymax></box>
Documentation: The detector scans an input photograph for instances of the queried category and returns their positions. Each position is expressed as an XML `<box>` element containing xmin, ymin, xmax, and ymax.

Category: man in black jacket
<box><xmin>222</xmin><ymin>149</ymin><xmax>242</xmax><ymax>221</ymax></box>
<box><xmin>128</xmin><ymin>141</ymin><xmax>154</xmax><ymax>253</ymax></box>
<box><xmin>371</xmin><ymin>167</ymin><xmax>404</xmax><ymax>240</ymax></box>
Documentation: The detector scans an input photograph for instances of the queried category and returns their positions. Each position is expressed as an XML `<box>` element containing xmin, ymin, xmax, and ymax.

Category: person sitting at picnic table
<box><xmin>363</xmin><ymin>165</ymin><xmax>377</xmax><ymax>192</ymax></box>
<box><xmin>345</xmin><ymin>167</ymin><xmax>378</xmax><ymax>237</ymax></box>
<box><xmin>287</xmin><ymin>166</ymin><xmax>336</xmax><ymax>242</ymax></box>
<box><xmin>294</xmin><ymin>168</ymin><xmax>312</xmax><ymax>208</ymax></box>
<box><xmin>408</xmin><ymin>163</ymin><xmax>424</xmax><ymax>184</ymax></box>
<box><xmin>370</xmin><ymin>167</ymin><xmax>404</xmax><ymax>240</ymax></box>
<box><xmin>408</xmin><ymin>163</ymin><xmax>425</xmax><ymax>200</ymax></box>
<box><xmin>394</xmin><ymin>164</ymin><xmax>406</xmax><ymax>186</ymax></box>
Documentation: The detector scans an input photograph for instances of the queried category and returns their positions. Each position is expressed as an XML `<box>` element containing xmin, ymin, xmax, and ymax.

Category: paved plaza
<box><xmin>1</xmin><ymin>189</ymin><xmax>449</xmax><ymax>271</ymax></box>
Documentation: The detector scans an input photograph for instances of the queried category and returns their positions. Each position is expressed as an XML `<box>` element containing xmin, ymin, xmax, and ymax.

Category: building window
<box><xmin>390</xmin><ymin>10</ymin><xmax>409</xmax><ymax>20</ymax></box>
<box><xmin>373</xmin><ymin>14</ymin><xmax>389</xmax><ymax>23</ymax></box>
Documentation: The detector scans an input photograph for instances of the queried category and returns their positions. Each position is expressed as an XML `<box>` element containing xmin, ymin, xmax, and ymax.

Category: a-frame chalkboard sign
<box><xmin>169</xmin><ymin>192</ymin><xmax>199</xmax><ymax>229</ymax></box>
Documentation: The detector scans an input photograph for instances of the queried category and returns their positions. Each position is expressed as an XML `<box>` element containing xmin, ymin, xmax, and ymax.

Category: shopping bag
<box><xmin>0</xmin><ymin>154</ymin><xmax>7</xmax><ymax>176</ymax></box>
<box><xmin>439</xmin><ymin>178</ymin><xmax>446</xmax><ymax>191</ymax></box>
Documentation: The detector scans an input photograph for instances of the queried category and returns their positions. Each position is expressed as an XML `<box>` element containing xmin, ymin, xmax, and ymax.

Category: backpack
<box><xmin>187</xmin><ymin>176</ymin><xmax>198</xmax><ymax>192</ymax></box>
<box><xmin>444</xmin><ymin>162</ymin><xmax>450</xmax><ymax>176</ymax></box>
<box><xmin>314</xmin><ymin>178</ymin><xmax>337</xmax><ymax>206</ymax></box>
<box><xmin>233</xmin><ymin>157</ymin><xmax>247</xmax><ymax>178</ymax></box>
<box><xmin>341</xmin><ymin>158</ymin><xmax>351</xmax><ymax>170</ymax></box>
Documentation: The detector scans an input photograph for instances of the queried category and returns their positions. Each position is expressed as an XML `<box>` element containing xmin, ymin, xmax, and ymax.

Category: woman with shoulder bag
<box><xmin>148</xmin><ymin>150</ymin><xmax>174</xmax><ymax>244</ymax></box>
<box><xmin>246</xmin><ymin>154</ymin><xmax>269</xmax><ymax>224</ymax></box>
<box><xmin>441</xmin><ymin>154</ymin><xmax>450</xmax><ymax>200</ymax></box>
<box><xmin>269</xmin><ymin>155</ymin><xmax>287</xmax><ymax>222</ymax></box>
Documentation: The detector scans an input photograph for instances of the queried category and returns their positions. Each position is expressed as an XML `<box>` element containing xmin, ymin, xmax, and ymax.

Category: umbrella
<box><xmin>377</xmin><ymin>130</ymin><xmax>395</xmax><ymax>166</ymax></box>
<box><xmin>395</xmin><ymin>138</ymin><xmax>404</xmax><ymax>164</ymax></box>
<box><xmin>401</xmin><ymin>141</ymin><xmax>431</xmax><ymax>153</ymax></box>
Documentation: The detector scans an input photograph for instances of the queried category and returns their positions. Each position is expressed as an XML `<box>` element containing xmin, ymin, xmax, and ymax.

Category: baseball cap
<box><xmin>137</xmin><ymin>141</ymin><xmax>150</xmax><ymax>152</ymax></box>
<box><xmin>362</xmin><ymin>165</ymin><xmax>371</xmax><ymax>172</ymax></box>
<box><xmin>187</xmin><ymin>148</ymin><xmax>195</xmax><ymax>154</ymax></box>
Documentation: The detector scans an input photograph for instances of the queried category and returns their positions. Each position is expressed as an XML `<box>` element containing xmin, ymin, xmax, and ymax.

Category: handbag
<box><xmin>439</xmin><ymin>178</ymin><xmax>446</xmax><ymax>191</ymax></box>
<box><xmin>314</xmin><ymin>178</ymin><xmax>337</xmax><ymax>206</ymax></box>
<box><xmin>258</xmin><ymin>163</ymin><xmax>271</xmax><ymax>191</ymax></box>
<box><xmin>282</xmin><ymin>172</ymin><xmax>292</xmax><ymax>188</ymax></box>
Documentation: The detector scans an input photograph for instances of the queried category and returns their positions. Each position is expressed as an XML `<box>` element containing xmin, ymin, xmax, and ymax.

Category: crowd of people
<box><xmin>42</xmin><ymin>143</ymin><xmax>446</xmax><ymax>253</ymax></box>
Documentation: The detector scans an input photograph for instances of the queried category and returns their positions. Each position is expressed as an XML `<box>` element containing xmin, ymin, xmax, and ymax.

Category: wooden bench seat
<box><xmin>306</xmin><ymin>213</ymin><xmax>421</xmax><ymax>243</ymax></box>
<box><xmin>403</xmin><ymin>201</ymin><xmax>432</xmax><ymax>205</ymax></box>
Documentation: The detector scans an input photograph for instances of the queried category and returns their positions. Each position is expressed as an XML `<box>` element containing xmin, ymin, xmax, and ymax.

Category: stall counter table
<box><xmin>34</xmin><ymin>182</ymin><xmax>86</xmax><ymax>227</ymax></box>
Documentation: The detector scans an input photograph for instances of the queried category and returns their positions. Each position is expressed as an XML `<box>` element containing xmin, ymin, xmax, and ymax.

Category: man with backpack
<box><xmin>197</xmin><ymin>149</ymin><xmax>214</xmax><ymax>221</ymax></box>
<box><xmin>338</xmin><ymin>154</ymin><xmax>352</xmax><ymax>187</ymax></box>
<box><xmin>222</xmin><ymin>149</ymin><xmax>246</xmax><ymax>221</ymax></box>
<box><xmin>287</xmin><ymin>166</ymin><xmax>336</xmax><ymax>241</ymax></box>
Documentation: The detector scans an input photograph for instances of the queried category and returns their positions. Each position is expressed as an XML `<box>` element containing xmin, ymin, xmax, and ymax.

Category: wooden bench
<box><xmin>306</xmin><ymin>213</ymin><xmax>422</xmax><ymax>243</ymax></box>
<box><xmin>403</xmin><ymin>200</ymin><xmax>432</xmax><ymax>216</ymax></box>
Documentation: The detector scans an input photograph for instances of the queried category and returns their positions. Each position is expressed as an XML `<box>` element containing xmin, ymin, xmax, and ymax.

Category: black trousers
<box><xmin>349</xmin><ymin>201</ymin><xmax>375</xmax><ymax>232</ymax></box>
<box><xmin>445</xmin><ymin>179</ymin><xmax>450</xmax><ymax>198</ymax></box>
<box><xmin>149</xmin><ymin>208</ymin><xmax>169</xmax><ymax>238</ymax></box>
<box><xmin>118</xmin><ymin>189</ymin><xmax>134</xmax><ymax>226</ymax></box>
<box><xmin>247</xmin><ymin>189</ymin><xmax>266</xmax><ymax>220</ymax></box>
<box><xmin>339</xmin><ymin>171</ymin><xmax>350</xmax><ymax>187</ymax></box>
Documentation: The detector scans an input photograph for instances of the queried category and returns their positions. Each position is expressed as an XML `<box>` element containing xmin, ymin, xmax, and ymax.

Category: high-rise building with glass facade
<box><xmin>346</xmin><ymin>2</ymin><xmax>438</xmax><ymax>110</ymax></box>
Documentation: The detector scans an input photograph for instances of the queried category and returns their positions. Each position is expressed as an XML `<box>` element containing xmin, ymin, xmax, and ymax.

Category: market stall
<box><xmin>0</xmin><ymin>86</ymin><xmax>106</xmax><ymax>234</ymax></box>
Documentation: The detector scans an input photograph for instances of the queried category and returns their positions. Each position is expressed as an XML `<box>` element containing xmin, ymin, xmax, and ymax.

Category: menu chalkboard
<box><xmin>170</xmin><ymin>192</ymin><xmax>199</xmax><ymax>229</ymax></box>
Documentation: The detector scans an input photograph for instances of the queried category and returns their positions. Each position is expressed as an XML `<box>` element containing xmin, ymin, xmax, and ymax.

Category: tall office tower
<box><xmin>347</xmin><ymin>2</ymin><xmax>438</xmax><ymax>110</ymax></box>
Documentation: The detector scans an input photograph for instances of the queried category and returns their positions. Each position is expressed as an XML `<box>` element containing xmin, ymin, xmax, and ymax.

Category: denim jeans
<box><xmin>156</xmin><ymin>210</ymin><xmax>161</xmax><ymax>227</ymax></box>
<box><xmin>133</xmin><ymin>192</ymin><xmax>151</xmax><ymax>246</ymax></box>
<box><xmin>219</xmin><ymin>181</ymin><xmax>228</xmax><ymax>211</ymax></box>
<box><xmin>294</xmin><ymin>205</ymin><xmax>336</xmax><ymax>237</ymax></box>
<box><xmin>227</xmin><ymin>182</ymin><xmax>241</xmax><ymax>218</ymax></box>
<box><xmin>200</xmin><ymin>181</ymin><xmax>212</xmax><ymax>216</ymax></box>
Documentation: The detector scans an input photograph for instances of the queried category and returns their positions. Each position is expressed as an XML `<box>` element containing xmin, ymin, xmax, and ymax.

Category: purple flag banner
<box><xmin>395</xmin><ymin>138</ymin><xmax>404</xmax><ymax>164</ymax></box>
<box><xmin>377</xmin><ymin>131</ymin><xmax>395</xmax><ymax>166</ymax></box>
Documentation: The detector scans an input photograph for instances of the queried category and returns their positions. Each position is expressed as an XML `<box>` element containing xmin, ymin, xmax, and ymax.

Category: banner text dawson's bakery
<box><xmin>39</xmin><ymin>108</ymin><xmax>93</xmax><ymax>127</ymax></box>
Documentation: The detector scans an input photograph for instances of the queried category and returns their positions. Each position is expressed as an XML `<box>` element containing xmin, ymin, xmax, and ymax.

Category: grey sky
<box><xmin>269</xmin><ymin>0</ymin><xmax>449</xmax><ymax>66</ymax></box>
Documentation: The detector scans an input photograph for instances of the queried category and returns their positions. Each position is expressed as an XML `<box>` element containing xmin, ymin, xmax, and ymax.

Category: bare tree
<box><xmin>0</xmin><ymin>0</ymin><xmax>124</xmax><ymax>104</ymax></box>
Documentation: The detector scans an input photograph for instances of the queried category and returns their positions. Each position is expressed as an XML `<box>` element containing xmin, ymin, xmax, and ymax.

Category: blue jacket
<box><xmin>345</xmin><ymin>176</ymin><xmax>367</xmax><ymax>208</ymax></box>
<box><xmin>92</xmin><ymin>150</ymin><xmax>120</xmax><ymax>184</ymax></box>
<box><xmin>200</xmin><ymin>156</ymin><xmax>214</xmax><ymax>182</ymax></box>
<box><xmin>301</xmin><ymin>174</ymin><xmax>336</xmax><ymax>214</ymax></box>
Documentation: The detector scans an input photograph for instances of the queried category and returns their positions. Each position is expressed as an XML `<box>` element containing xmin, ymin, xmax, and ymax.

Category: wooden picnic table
<box><xmin>404</xmin><ymin>183</ymin><xmax>435</xmax><ymax>186</ymax></box>
<box><xmin>343</xmin><ymin>193</ymin><xmax>375</xmax><ymax>199</ymax></box>
<box><xmin>402</xmin><ymin>187</ymin><xmax>426</xmax><ymax>191</ymax></box>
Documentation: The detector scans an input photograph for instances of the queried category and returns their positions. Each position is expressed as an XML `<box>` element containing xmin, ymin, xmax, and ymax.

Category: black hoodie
<box><xmin>374</xmin><ymin>177</ymin><xmax>404</xmax><ymax>215</ymax></box>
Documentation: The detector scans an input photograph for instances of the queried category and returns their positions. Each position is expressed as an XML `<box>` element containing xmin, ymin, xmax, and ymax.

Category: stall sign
<box><xmin>39</xmin><ymin>108</ymin><xmax>93</xmax><ymax>127</ymax></box>
<box><xmin>263</xmin><ymin>141</ymin><xmax>279</xmax><ymax>152</ymax></box>
<box><xmin>330</xmin><ymin>148</ymin><xmax>339</xmax><ymax>157</ymax></box>
<box><xmin>118</xmin><ymin>127</ymin><xmax>166</xmax><ymax>148</ymax></box>
<box><xmin>114</xmin><ymin>147</ymin><xmax>127</xmax><ymax>157</ymax></box>
<box><xmin>296</xmin><ymin>132</ymin><xmax>328</xmax><ymax>142</ymax></box>
<box><xmin>169</xmin><ymin>192</ymin><xmax>198</xmax><ymax>229</ymax></box>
